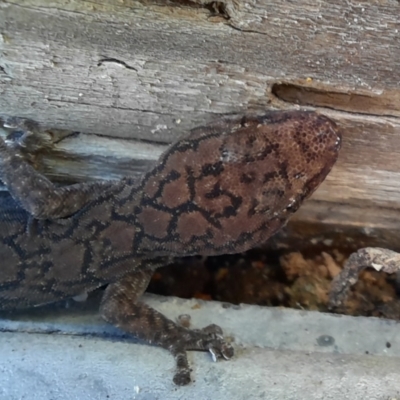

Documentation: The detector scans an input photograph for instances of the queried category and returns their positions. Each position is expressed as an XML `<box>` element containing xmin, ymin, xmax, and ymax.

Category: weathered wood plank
<box><xmin>1</xmin><ymin>0</ymin><xmax>400</xmax><ymax>240</ymax></box>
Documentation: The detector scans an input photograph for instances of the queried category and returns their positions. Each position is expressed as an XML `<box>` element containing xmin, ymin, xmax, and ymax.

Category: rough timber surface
<box><xmin>1</xmin><ymin>0</ymin><xmax>400</xmax><ymax>240</ymax></box>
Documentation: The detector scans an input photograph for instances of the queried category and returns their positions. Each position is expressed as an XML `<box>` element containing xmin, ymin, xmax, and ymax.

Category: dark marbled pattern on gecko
<box><xmin>0</xmin><ymin>111</ymin><xmax>341</xmax><ymax>384</ymax></box>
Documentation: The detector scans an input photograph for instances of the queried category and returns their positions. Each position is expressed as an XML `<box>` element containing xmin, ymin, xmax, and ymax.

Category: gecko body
<box><xmin>0</xmin><ymin>111</ymin><xmax>341</xmax><ymax>384</ymax></box>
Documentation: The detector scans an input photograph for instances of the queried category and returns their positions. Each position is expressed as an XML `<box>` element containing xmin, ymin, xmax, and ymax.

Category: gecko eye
<box><xmin>293</xmin><ymin>172</ymin><xmax>305</xmax><ymax>179</ymax></box>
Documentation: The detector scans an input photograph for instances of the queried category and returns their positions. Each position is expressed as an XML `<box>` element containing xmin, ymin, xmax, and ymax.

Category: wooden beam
<box><xmin>1</xmin><ymin>0</ymin><xmax>400</xmax><ymax>238</ymax></box>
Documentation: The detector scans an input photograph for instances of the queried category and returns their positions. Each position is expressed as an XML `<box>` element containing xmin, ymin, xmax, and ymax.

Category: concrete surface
<box><xmin>1</xmin><ymin>293</ymin><xmax>400</xmax><ymax>399</ymax></box>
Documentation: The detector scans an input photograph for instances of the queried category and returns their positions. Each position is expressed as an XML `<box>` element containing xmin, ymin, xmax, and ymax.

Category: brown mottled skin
<box><xmin>0</xmin><ymin>111</ymin><xmax>341</xmax><ymax>384</ymax></box>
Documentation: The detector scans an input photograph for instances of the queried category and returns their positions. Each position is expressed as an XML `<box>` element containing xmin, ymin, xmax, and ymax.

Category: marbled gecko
<box><xmin>0</xmin><ymin>111</ymin><xmax>341</xmax><ymax>384</ymax></box>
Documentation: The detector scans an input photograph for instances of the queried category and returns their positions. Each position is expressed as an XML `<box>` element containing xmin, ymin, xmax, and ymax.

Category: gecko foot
<box><xmin>1</xmin><ymin>116</ymin><xmax>40</xmax><ymax>146</ymax></box>
<box><xmin>1</xmin><ymin>116</ymin><xmax>49</xmax><ymax>156</ymax></box>
<box><xmin>100</xmin><ymin>271</ymin><xmax>234</xmax><ymax>385</ymax></box>
<box><xmin>2</xmin><ymin>116</ymin><xmax>40</xmax><ymax>132</ymax></box>
<box><xmin>169</xmin><ymin>323</ymin><xmax>234</xmax><ymax>385</ymax></box>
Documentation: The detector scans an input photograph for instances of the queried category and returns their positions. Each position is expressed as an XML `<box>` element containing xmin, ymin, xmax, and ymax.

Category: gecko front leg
<box><xmin>0</xmin><ymin>119</ymin><xmax>117</xmax><ymax>219</ymax></box>
<box><xmin>100</xmin><ymin>266</ymin><xmax>234</xmax><ymax>386</ymax></box>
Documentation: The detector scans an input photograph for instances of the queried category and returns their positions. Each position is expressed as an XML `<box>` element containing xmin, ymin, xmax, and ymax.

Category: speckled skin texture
<box><xmin>0</xmin><ymin>111</ymin><xmax>341</xmax><ymax>384</ymax></box>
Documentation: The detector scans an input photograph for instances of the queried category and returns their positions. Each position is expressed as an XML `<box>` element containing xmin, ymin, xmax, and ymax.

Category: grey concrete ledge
<box><xmin>1</xmin><ymin>294</ymin><xmax>400</xmax><ymax>399</ymax></box>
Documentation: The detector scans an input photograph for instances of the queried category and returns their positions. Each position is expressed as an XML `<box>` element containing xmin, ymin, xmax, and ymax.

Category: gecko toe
<box><xmin>173</xmin><ymin>368</ymin><xmax>192</xmax><ymax>386</ymax></box>
<box><xmin>198</xmin><ymin>323</ymin><xmax>224</xmax><ymax>335</ymax></box>
<box><xmin>208</xmin><ymin>341</ymin><xmax>234</xmax><ymax>361</ymax></box>
<box><xmin>2</xmin><ymin>116</ymin><xmax>40</xmax><ymax>132</ymax></box>
<box><xmin>188</xmin><ymin>323</ymin><xmax>234</xmax><ymax>359</ymax></box>
<box><xmin>168</xmin><ymin>324</ymin><xmax>233</xmax><ymax>384</ymax></box>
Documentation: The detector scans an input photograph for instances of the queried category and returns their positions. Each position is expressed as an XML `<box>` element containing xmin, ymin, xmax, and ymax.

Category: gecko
<box><xmin>0</xmin><ymin>110</ymin><xmax>341</xmax><ymax>385</ymax></box>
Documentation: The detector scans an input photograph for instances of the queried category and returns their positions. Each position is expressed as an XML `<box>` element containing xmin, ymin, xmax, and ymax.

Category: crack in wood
<box><xmin>0</xmin><ymin>65</ymin><xmax>11</xmax><ymax>79</ymax></box>
<box><xmin>144</xmin><ymin>0</ymin><xmax>234</xmax><ymax>19</ymax></box>
<box><xmin>97</xmin><ymin>58</ymin><xmax>138</xmax><ymax>72</ymax></box>
<box><xmin>272</xmin><ymin>83</ymin><xmax>400</xmax><ymax>119</ymax></box>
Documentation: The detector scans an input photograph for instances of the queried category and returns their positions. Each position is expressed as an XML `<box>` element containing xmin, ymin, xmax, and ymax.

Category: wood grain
<box><xmin>1</xmin><ymin>0</ymin><xmax>400</xmax><ymax>243</ymax></box>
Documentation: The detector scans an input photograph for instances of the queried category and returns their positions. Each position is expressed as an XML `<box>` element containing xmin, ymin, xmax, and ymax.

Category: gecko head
<box><xmin>200</xmin><ymin>110</ymin><xmax>341</xmax><ymax>252</ymax></box>
<box><xmin>139</xmin><ymin>111</ymin><xmax>341</xmax><ymax>256</ymax></box>
<box><xmin>211</xmin><ymin>111</ymin><xmax>341</xmax><ymax>242</ymax></box>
